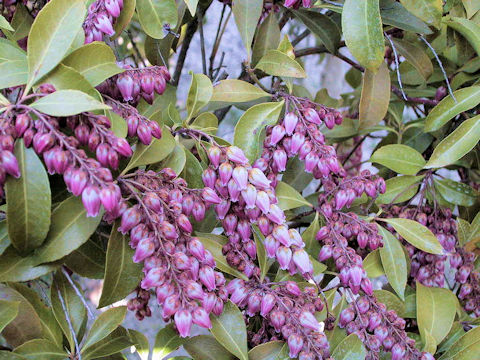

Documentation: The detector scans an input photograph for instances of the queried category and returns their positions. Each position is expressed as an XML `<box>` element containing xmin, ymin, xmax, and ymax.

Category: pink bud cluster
<box><xmin>83</xmin><ymin>0</ymin><xmax>123</xmax><ymax>43</ymax></box>
<box><xmin>339</xmin><ymin>295</ymin><xmax>433</xmax><ymax>360</ymax></box>
<box><xmin>0</xmin><ymin>114</ymin><xmax>21</xmax><ymax>195</ymax></box>
<box><xmin>119</xmin><ymin>169</ymin><xmax>227</xmax><ymax>336</ymax></box>
<box><xmin>453</xmin><ymin>247</ymin><xmax>480</xmax><ymax>316</ymax></box>
<box><xmin>283</xmin><ymin>0</ymin><xmax>313</xmax><ymax>9</ymax></box>
<box><xmin>203</xmin><ymin>145</ymin><xmax>313</xmax><ymax>278</ymax></box>
<box><xmin>228</xmin><ymin>279</ymin><xmax>330</xmax><ymax>359</ymax></box>
<box><xmin>98</xmin><ymin>66</ymin><xmax>170</xmax><ymax>105</ymax></box>
<box><xmin>255</xmin><ymin>96</ymin><xmax>343</xmax><ymax>186</ymax></box>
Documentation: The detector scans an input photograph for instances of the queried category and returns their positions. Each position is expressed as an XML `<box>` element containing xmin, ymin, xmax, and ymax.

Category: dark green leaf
<box><xmin>252</xmin><ymin>226</ymin><xmax>272</xmax><ymax>281</ymax></box>
<box><xmin>83</xmin><ymin>306</ymin><xmax>126</xmax><ymax>350</ymax></box>
<box><xmin>375</xmin><ymin>175</ymin><xmax>424</xmax><ymax>204</ymax></box>
<box><xmin>252</xmin><ymin>13</ymin><xmax>281</xmax><ymax>66</ymax></box>
<box><xmin>379</xmin><ymin>0</ymin><xmax>432</xmax><ymax>34</ymax></box>
<box><xmin>13</xmin><ymin>339</ymin><xmax>66</xmax><ymax>360</ymax></box>
<box><xmin>136</xmin><ymin>0</ymin><xmax>177</xmax><ymax>39</ymax></box>
<box><xmin>248</xmin><ymin>341</ymin><xmax>284</xmax><ymax>360</ymax></box>
<box><xmin>446</xmin><ymin>18</ymin><xmax>480</xmax><ymax>57</ymax></box>
<box><xmin>40</xmin><ymin>64</ymin><xmax>99</xmax><ymax>97</ymax></box>
<box><xmin>0</xmin><ymin>299</ymin><xmax>19</xmax><ymax>333</ymax></box>
<box><xmin>152</xmin><ymin>323</ymin><xmax>185</xmax><ymax>359</ymax></box>
<box><xmin>392</xmin><ymin>38</ymin><xmax>433</xmax><ymax>80</ymax></box>
<box><xmin>187</xmin><ymin>73</ymin><xmax>213</xmax><ymax>120</ymax></box>
<box><xmin>371</xmin><ymin>144</ymin><xmax>425</xmax><ymax>175</ymax></box>
<box><xmin>158</xmin><ymin>143</ymin><xmax>186</xmax><ymax>175</ymax></box>
<box><xmin>112</xmin><ymin>0</ymin><xmax>136</xmax><ymax>39</ymax></box>
<box><xmin>182</xmin><ymin>147</ymin><xmax>205</xmax><ymax>189</ymax></box>
<box><xmin>275</xmin><ymin>181</ymin><xmax>311</xmax><ymax>210</ymax></box>
<box><xmin>184</xmin><ymin>335</ymin><xmax>236</xmax><ymax>360</ymax></box>
<box><xmin>434</xmin><ymin>179</ymin><xmax>478</xmax><ymax>207</ymax></box>
<box><xmin>255</xmin><ymin>50</ymin><xmax>306</xmax><ymax>78</ymax></box>
<box><xmin>10</xmin><ymin>3</ymin><xmax>34</xmax><ymax>41</ymax></box>
<box><xmin>302</xmin><ymin>212</ymin><xmax>320</xmax><ymax>256</ymax></box>
<box><xmin>374</xmin><ymin>290</ymin><xmax>406</xmax><ymax>316</ymax></box>
<box><xmin>331</xmin><ymin>334</ymin><xmax>367</xmax><ymax>360</ymax></box>
<box><xmin>0</xmin><ymin>247</ymin><xmax>58</xmax><ymax>282</ymax></box>
<box><xmin>5</xmin><ymin>139</ymin><xmax>51</xmax><ymax>254</ymax></box>
<box><xmin>64</xmin><ymin>237</ymin><xmax>106</xmax><ymax>279</ymax></box>
<box><xmin>82</xmin><ymin>327</ymin><xmax>133</xmax><ymax>360</ymax></box>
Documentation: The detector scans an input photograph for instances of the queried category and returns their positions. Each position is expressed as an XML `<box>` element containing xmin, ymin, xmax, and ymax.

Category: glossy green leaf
<box><xmin>33</xmin><ymin>196</ymin><xmax>102</xmax><ymax>263</ymax></box>
<box><xmin>376</xmin><ymin>175</ymin><xmax>424</xmax><ymax>204</ymax></box>
<box><xmin>232</xmin><ymin>0</ymin><xmax>263</xmax><ymax>59</ymax></box>
<box><xmin>152</xmin><ymin>323</ymin><xmax>186</xmax><ymax>359</ymax></box>
<box><xmin>252</xmin><ymin>12</ymin><xmax>281</xmax><ymax>66</ymax></box>
<box><xmin>112</xmin><ymin>0</ymin><xmax>136</xmax><ymax>39</ymax></box>
<box><xmin>446</xmin><ymin>18</ymin><xmax>480</xmax><ymax>57</ymax></box>
<box><xmin>382</xmin><ymin>218</ymin><xmax>443</xmax><ymax>254</ymax></box>
<box><xmin>211</xmin><ymin>301</ymin><xmax>248</xmax><ymax>360</ymax></box>
<box><xmin>182</xmin><ymin>147</ymin><xmax>205</xmax><ymax>189</ymax></box>
<box><xmin>26</xmin><ymin>0</ymin><xmax>86</xmax><ymax>89</ymax></box>
<box><xmin>0</xmin><ymin>247</ymin><xmax>58</xmax><ymax>282</ymax></box>
<box><xmin>233</xmin><ymin>101</ymin><xmax>284</xmax><ymax>162</ymax></box>
<box><xmin>462</xmin><ymin>0</ymin><xmax>480</xmax><ymax>18</ymax></box>
<box><xmin>255</xmin><ymin>50</ymin><xmax>306</xmax><ymax>78</ymax></box>
<box><xmin>379</xmin><ymin>0</ymin><xmax>432</xmax><ymax>34</ymax></box>
<box><xmin>82</xmin><ymin>326</ymin><xmax>133</xmax><ymax>359</ymax></box>
<box><xmin>187</xmin><ymin>73</ymin><xmax>213</xmax><ymax>120</ymax></box>
<box><xmin>248</xmin><ymin>341</ymin><xmax>284</xmax><ymax>360</ymax></box>
<box><xmin>302</xmin><ymin>212</ymin><xmax>320</xmax><ymax>255</ymax></box>
<box><xmin>392</xmin><ymin>38</ymin><xmax>433</xmax><ymax>80</ymax></box>
<box><xmin>253</xmin><ymin>226</ymin><xmax>272</xmax><ymax>281</ymax></box>
<box><xmin>128</xmin><ymin>328</ymin><xmax>149</xmax><ymax>356</ymax></box>
<box><xmin>371</xmin><ymin>144</ymin><xmax>426</xmax><ymax>175</ymax></box>
<box><xmin>0</xmin><ymin>299</ymin><xmax>19</xmax><ymax>333</ymax></box>
<box><xmin>63</xmin><ymin>42</ymin><xmax>123</xmax><ymax>86</ymax></box>
<box><xmin>342</xmin><ymin>0</ymin><xmax>385</xmax><ymax>71</ymax></box>
<box><xmin>10</xmin><ymin>3</ymin><xmax>34</xmax><ymax>41</ymax></box>
<box><xmin>417</xmin><ymin>282</ymin><xmax>456</xmax><ymax>344</ymax></box>
<box><xmin>291</xmin><ymin>9</ymin><xmax>341</xmax><ymax>54</ymax></box>
<box><xmin>40</xmin><ymin>64</ymin><xmax>98</xmax><ymax>97</ymax></box>
<box><xmin>184</xmin><ymin>335</ymin><xmax>236</xmax><ymax>360</ymax></box>
<box><xmin>13</xmin><ymin>339</ymin><xmax>66</xmax><ymax>360</ymax></box>
<box><xmin>5</xmin><ymin>139</ymin><xmax>51</xmax><ymax>254</ymax></box>
<box><xmin>198</xmin><ymin>237</ymin><xmax>248</xmax><ymax>280</ymax></box>
<box><xmin>424</xmin><ymin>86</ymin><xmax>480</xmax><ymax>132</ymax></box>
<box><xmin>399</xmin><ymin>0</ymin><xmax>442</xmax><ymax>28</ymax></box>
<box><xmin>275</xmin><ymin>181</ymin><xmax>311</xmax><ymax>210</ymax></box>
<box><xmin>30</xmin><ymin>89</ymin><xmax>109</xmax><ymax>116</ymax></box>
<box><xmin>83</xmin><ymin>306</ymin><xmax>126</xmax><ymax>350</ymax></box>
<box><xmin>136</xmin><ymin>0</ymin><xmax>177</xmax><ymax>39</ymax></box>
<box><xmin>210</xmin><ymin>80</ymin><xmax>270</xmax><ymax>103</ymax></box>
<box><xmin>331</xmin><ymin>334</ymin><xmax>367</xmax><ymax>360</ymax></box>
<box><xmin>122</xmin><ymin>126</ymin><xmax>175</xmax><ymax>173</ymax></box>
<box><xmin>0</xmin><ymin>38</ymin><xmax>28</xmax><ymax>89</ymax></box>
<box><xmin>191</xmin><ymin>112</ymin><xmax>218</xmax><ymax>134</ymax></box>
<box><xmin>438</xmin><ymin>327</ymin><xmax>480</xmax><ymax>360</ymax></box>
<box><xmin>425</xmin><ymin>114</ymin><xmax>480</xmax><ymax>168</ymax></box>
<box><xmin>64</xmin><ymin>237</ymin><xmax>106</xmax><ymax>279</ymax></box>
<box><xmin>0</xmin><ymin>14</ymin><xmax>13</xmax><ymax>31</ymax></box>
<box><xmin>99</xmin><ymin>223</ymin><xmax>143</xmax><ymax>308</ymax></box>
<box><xmin>282</xmin><ymin>157</ymin><xmax>313</xmax><ymax>192</ymax></box>
<box><xmin>359</xmin><ymin>61</ymin><xmax>390</xmax><ymax>129</ymax></box>
<box><xmin>434</xmin><ymin>179</ymin><xmax>478</xmax><ymax>207</ymax></box>
<box><xmin>378</xmin><ymin>225</ymin><xmax>407</xmax><ymax>300</ymax></box>
<box><xmin>0</xmin><ymin>351</ymin><xmax>27</xmax><ymax>359</ymax></box>
<box><xmin>159</xmin><ymin>143</ymin><xmax>186</xmax><ymax>175</ymax></box>
<box><xmin>363</xmin><ymin>249</ymin><xmax>384</xmax><ymax>277</ymax></box>
<box><xmin>374</xmin><ymin>290</ymin><xmax>406</xmax><ymax>316</ymax></box>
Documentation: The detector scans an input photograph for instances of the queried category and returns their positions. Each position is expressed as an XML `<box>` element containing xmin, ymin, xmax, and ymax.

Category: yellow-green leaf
<box><xmin>438</xmin><ymin>327</ymin><xmax>480</xmax><ymax>360</ymax></box>
<box><xmin>392</xmin><ymin>38</ymin><xmax>433</xmax><ymax>80</ymax></box>
<box><xmin>371</xmin><ymin>144</ymin><xmax>426</xmax><ymax>175</ymax></box>
<box><xmin>211</xmin><ymin>80</ymin><xmax>270</xmax><ymax>103</ymax></box>
<box><xmin>136</xmin><ymin>0</ymin><xmax>177</xmax><ymax>39</ymax></box>
<box><xmin>232</xmin><ymin>0</ymin><xmax>263</xmax><ymax>59</ymax></box>
<box><xmin>187</xmin><ymin>72</ymin><xmax>213</xmax><ymax>120</ymax></box>
<box><xmin>399</xmin><ymin>0</ymin><xmax>442</xmax><ymax>28</ymax></box>
<box><xmin>255</xmin><ymin>50</ymin><xmax>306</xmax><ymax>78</ymax></box>
<box><xmin>359</xmin><ymin>61</ymin><xmax>390</xmax><ymax>129</ymax></box>
<box><xmin>376</xmin><ymin>175</ymin><xmax>424</xmax><ymax>204</ymax></box>
<box><xmin>446</xmin><ymin>17</ymin><xmax>480</xmax><ymax>57</ymax></box>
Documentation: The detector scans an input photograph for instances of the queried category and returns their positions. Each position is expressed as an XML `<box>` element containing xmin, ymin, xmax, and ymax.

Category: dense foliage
<box><xmin>0</xmin><ymin>0</ymin><xmax>479</xmax><ymax>359</ymax></box>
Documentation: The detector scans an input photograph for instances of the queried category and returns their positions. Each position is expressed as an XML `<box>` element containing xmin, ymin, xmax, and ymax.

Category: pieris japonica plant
<box><xmin>0</xmin><ymin>0</ymin><xmax>478</xmax><ymax>359</ymax></box>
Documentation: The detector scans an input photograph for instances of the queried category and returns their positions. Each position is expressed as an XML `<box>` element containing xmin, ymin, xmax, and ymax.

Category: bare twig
<box><xmin>198</xmin><ymin>10</ymin><xmax>207</xmax><ymax>75</ymax></box>
<box><xmin>57</xmin><ymin>289</ymin><xmax>81</xmax><ymax>360</ymax></box>
<box><xmin>172</xmin><ymin>16</ymin><xmax>199</xmax><ymax>86</ymax></box>
<box><xmin>385</xmin><ymin>33</ymin><xmax>407</xmax><ymax>101</ymax></box>
<box><xmin>62</xmin><ymin>268</ymin><xmax>95</xmax><ymax>320</ymax></box>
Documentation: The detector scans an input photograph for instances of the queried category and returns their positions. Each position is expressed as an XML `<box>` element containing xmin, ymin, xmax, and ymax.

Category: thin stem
<box><xmin>209</xmin><ymin>4</ymin><xmax>227</xmax><ymax>77</ymax></box>
<box><xmin>246</xmin><ymin>66</ymin><xmax>272</xmax><ymax>94</ymax></box>
<box><xmin>62</xmin><ymin>267</ymin><xmax>95</xmax><ymax>320</ymax></box>
<box><xmin>391</xmin><ymin>86</ymin><xmax>438</xmax><ymax>106</ymax></box>
<box><xmin>172</xmin><ymin>16</ymin><xmax>199</xmax><ymax>86</ymax></box>
<box><xmin>57</xmin><ymin>289</ymin><xmax>81</xmax><ymax>360</ymax></box>
<box><xmin>198</xmin><ymin>10</ymin><xmax>208</xmax><ymax>75</ymax></box>
<box><xmin>385</xmin><ymin>33</ymin><xmax>407</xmax><ymax>101</ymax></box>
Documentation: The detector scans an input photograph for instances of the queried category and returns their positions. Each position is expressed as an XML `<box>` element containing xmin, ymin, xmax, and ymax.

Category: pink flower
<box><xmin>174</xmin><ymin>309</ymin><xmax>192</xmax><ymax>337</ymax></box>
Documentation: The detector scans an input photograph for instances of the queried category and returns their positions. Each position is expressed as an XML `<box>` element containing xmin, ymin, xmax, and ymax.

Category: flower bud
<box><xmin>288</xmin><ymin>334</ymin><xmax>304</xmax><ymax>358</ymax></box>
<box><xmin>174</xmin><ymin>309</ymin><xmax>192</xmax><ymax>337</ymax></box>
<box><xmin>202</xmin><ymin>187</ymin><xmax>222</xmax><ymax>204</ymax></box>
<box><xmin>192</xmin><ymin>307</ymin><xmax>212</xmax><ymax>329</ymax></box>
<box><xmin>199</xmin><ymin>266</ymin><xmax>216</xmax><ymax>291</ymax></box>
<box><xmin>284</xmin><ymin>112</ymin><xmax>298</xmax><ymax>135</ymax></box>
<box><xmin>82</xmin><ymin>185</ymin><xmax>101</xmax><ymax>217</ymax></box>
<box><xmin>260</xmin><ymin>293</ymin><xmax>276</xmax><ymax>316</ymax></box>
<box><xmin>133</xmin><ymin>237</ymin><xmax>155</xmax><ymax>263</ymax></box>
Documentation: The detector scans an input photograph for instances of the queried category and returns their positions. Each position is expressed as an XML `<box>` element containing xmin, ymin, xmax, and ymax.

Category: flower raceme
<box><xmin>83</xmin><ymin>0</ymin><xmax>124</xmax><ymax>43</ymax></box>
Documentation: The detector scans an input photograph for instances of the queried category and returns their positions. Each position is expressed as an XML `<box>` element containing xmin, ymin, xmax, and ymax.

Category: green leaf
<box><xmin>392</xmin><ymin>38</ymin><xmax>433</xmax><ymax>80</ymax></box>
<box><xmin>371</xmin><ymin>144</ymin><xmax>426</xmax><ymax>175</ymax></box>
<box><xmin>5</xmin><ymin>139</ymin><xmax>51</xmax><ymax>254</ymax></box>
<box><xmin>191</xmin><ymin>113</ymin><xmax>218</xmax><ymax>134</ymax></box>
<box><xmin>10</xmin><ymin>3</ymin><xmax>34</xmax><ymax>41</ymax></box>
<box><xmin>50</xmin><ymin>271</ymin><xmax>86</xmax><ymax>350</ymax></box>
<box><xmin>302</xmin><ymin>212</ymin><xmax>320</xmax><ymax>255</ymax></box>
<box><xmin>342</xmin><ymin>0</ymin><xmax>385</xmax><ymax>71</ymax></box>
<box><xmin>182</xmin><ymin>147</ymin><xmax>205</xmax><ymax>189</ymax></box>
<box><xmin>376</xmin><ymin>175</ymin><xmax>424</xmax><ymax>204</ymax></box>
<box><xmin>211</xmin><ymin>80</ymin><xmax>270</xmax><ymax>103</ymax></box>
<box><xmin>184</xmin><ymin>335</ymin><xmax>236</xmax><ymax>360</ymax></box>
<box><xmin>248</xmin><ymin>341</ymin><xmax>285</xmax><ymax>360</ymax></box>
<box><xmin>128</xmin><ymin>329</ymin><xmax>149</xmax><ymax>357</ymax></box>
<box><xmin>0</xmin><ymin>351</ymin><xmax>27</xmax><ymax>359</ymax></box>
<box><xmin>26</xmin><ymin>0</ymin><xmax>86</xmax><ymax>89</ymax></box>
<box><xmin>255</xmin><ymin>50</ymin><xmax>306</xmax><ymax>78</ymax></box>
<box><xmin>374</xmin><ymin>290</ymin><xmax>406</xmax><ymax>316</ymax></box>
<box><xmin>425</xmin><ymin>114</ymin><xmax>480</xmax><ymax>168</ymax></box>
<box><xmin>13</xmin><ymin>339</ymin><xmax>67</xmax><ymax>360</ymax></box>
<box><xmin>233</xmin><ymin>101</ymin><xmax>284</xmax><ymax>163</ymax></box>
<box><xmin>211</xmin><ymin>301</ymin><xmax>248</xmax><ymax>360</ymax></box>
<box><xmin>184</xmin><ymin>0</ymin><xmax>198</xmax><ymax>16</ymax></box>
<box><xmin>112</xmin><ymin>0</ymin><xmax>136</xmax><ymax>39</ymax></box>
<box><xmin>331</xmin><ymin>334</ymin><xmax>367</xmax><ymax>360</ymax></box>
<box><xmin>399</xmin><ymin>0</ymin><xmax>442</xmax><ymax>28</ymax></box>
<box><xmin>282</xmin><ymin>157</ymin><xmax>313</xmax><ymax>192</ymax></box>
<box><xmin>136</xmin><ymin>0</ymin><xmax>177</xmax><ymax>39</ymax></box>
<box><xmin>275</xmin><ymin>181</ymin><xmax>311</xmax><ymax>210</ymax></box>
<box><xmin>63</xmin><ymin>42</ymin><xmax>123</xmax><ymax>86</ymax></box>
<box><xmin>438</xmin><ymin>327</ymin><xmax>480</xmax><ymax>360</ymax></box>
<box><xmin>382</xmin><ymin>218</ymin><xmax>443</xmax><ymax>254</ymax></box>
<box><xmin>82</xmin><ymin>327</ymin><xmax>133</xmax><ymax>359</ymax></box>
<box><xmin>122</xmin><ymin>126</ymin><xmax>175</xmax><ymax>173</ymax></box>
<box><xmin>424</xmin><ymin>86</ymin><xmax>480</xmax><ymax>132</ymax></box>
<box><xmin>64</xmin><ymin>237</ymin><xmax>106</xmax><ymax>279</ymax></box>
<box><xmin>187</xmin><ymin>73</ymin><xmax>213</xmax><ymax>120</ymax></box>
<box><xmin>252</xmin><ymin>12</ymin><xmax>281</xmax><ymax>66</ymax></box>
<box><xmin>457</xmin><ymin>219</ymin><xmax>471</xmax><ymax>247</ymax></box>
<box><xmin>152</xmin><ymin>323</ymin><xmax>186</xmax><ymax>359</ymax></box>
<box><xmin>379</xmin><ymin>0</ymin><xmax>432</xmax><ymax>34</ymax></box>
<box><xmin>40</xmin><ymin>64</ymin><xmax>98</xmax><ymax>97</ymax></box>
<box><xmin>416</xmin><ymin>282</ymin><xmax>456</xmax><ymax>345</ymax></box>
<box><xmin>99</xmin><ymin>223</ymin><xmax>143</xmax><ymax>308</ymax></box>
<box><xmin>0</xmin><ymin>299</ymin><xmax>19</xmax><ymax>333</ymax></box>
<box><xmin>446</xmin><ymin>18</ymin><xmax>480</xmax><ymax>57</ymax></box>
<box><xmin>363</xmin><ymin>249</ymin><xmax>384</xmax><ymax>277</ymax></box>
<box><xmin>83</xmin><ymin>306</ymin><xmax>127</xmax><ymax>350</ymax></box>
<box><xmin>434</xmin><ymin>179</ymin><xmax>478</xmax><ymax>207</ymax></box>
<box><xmin>33</xmin><ymin>196</ymin><xmax>102</xmax><ymax>263</ymax></box>
<box><xmin>197</xmin><ymin>237</ymin><xmax>248</xmax><ymax>280</ymax></box>
<box><xmin>252</xmin><ymin>226</ymin><xmax>272</xmax><ymax>282</ymax></box>
<box><xmin>378</xmin><ymin>225</ymin><xmax>407</xmax><ymax>300</ymax></box>
<box><xmin>0</xmin><ymin>38</ymin><xmax>28</xmax><ymax>89</ymax></box>
<box><xmin>0</xmin><ymin>14</ymin><xmax>14</xmax><ymax>31</ymax></box>
<box><xmin>0</xmin><ymin>247</ymin><xmax>58</xmax><ymax>282</ymax></box>
<box><xmin>232</xmin><ymin>0</ymin><xmax>263</xmax><ymax>59</ymax></box>
<box><xmin>359</xmin><ymin>61</ymin><xmax>391</xmax><ymax>129</ymax></box>
<box><xmin>159</xmin><ymin>143</ymin><xmax>186</xmax><ymax>175</ymax></box>
<box><xmin>30</xmin><ymin>89</ymin><xmax>109</xmax><ymax>116</ymax></box>
<box><xmin>291</xmin><ymin>9</ymin><xmax>341</xmax><ymax>54</ymax></box>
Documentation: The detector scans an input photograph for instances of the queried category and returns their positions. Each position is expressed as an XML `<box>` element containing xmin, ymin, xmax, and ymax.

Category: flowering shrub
<box><xmin>0</xmin><ymin>0</ymin><xmax>479</xmax><ymax>359</ymax></box>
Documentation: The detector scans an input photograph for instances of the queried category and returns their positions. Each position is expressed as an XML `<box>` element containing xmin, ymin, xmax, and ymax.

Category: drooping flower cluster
<box><xmin>202</xmin><ymin>144</ymin><xmax>313</xmax><ymax>278</ymax></box>
<box><xmin>83</xmin><ymin>0</ymin><xmax>123</xmax><ymax>43</ymax></box>
<box><xmin>229</xmin><ymin>279</ymin><xmax>330</xmax><ymax>360</ymax></box>
<box><xmin>98</xmin><ymin>66</ymin><xmax>170</xmax><ymax>105</ymax></box>
<box><xmin>339</xmin><ymin>295</ymin><xmax>433</xmax><ymax>360</ymax></box>
<box><xmin>1</xmin><ymin>0</ymin><xmax>46</xmax><ymax>20</ymax></box>
<box><xmin>453</xmin><ymin>247</ymin><xmax>480</xmax><ymax>317</ymax></box>
<box><xmin>119</xmin><ymin>169</ymin><xmax>228</xmax><ymax>336</ymax></box>
<box><xmin>283</xmin><ymin>0</ymin><xmax>313</xmax><ymax>9</ymax></box>
<box><xmin>255</xmin><ymin>94</ymin><xmax>343</xmax><ymax>186</ymax></box>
